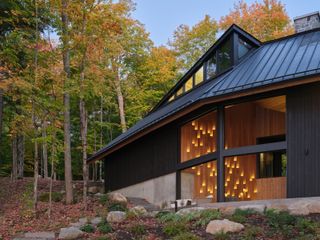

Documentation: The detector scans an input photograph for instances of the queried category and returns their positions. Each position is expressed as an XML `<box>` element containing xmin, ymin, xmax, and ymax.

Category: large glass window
<box><xmin>194</xmin><ymin>66</ymin><xmax>204</xmax><ymax>85</ymax></box>
<box><xmin>224</xmin><ymin>152</ymin><xmax>287</xmax><ymax>202</ymax></box>
<box><xmin>238</xmin><ymin>37</ymin><xmax>253</xmax><ymax>60</ymax></box>
<box><xmin>206</xmin><ymin>54</ymin><xmax>217</xmax><ymax>80</ymax></box>
<box><xmin>225</xmin><ymin>96</ymin><xmax>286</xmax><ymax>149</ymax></box>
<box><xmin>181</xmin><ymin>160</ymin><xmax>217</xmax><ymax>202</ymax></box>
<box><xmin>185</xmin><ymin>77</ymin><xmax>193</xmax><ymax>92</ymax></box>
<box><xmin>181</xmin><ymin>111</ymin><xmax>217</xmax><ymax>162</ymax></box>
<box><xmin>217</xmin><ymin>38</ymin><xmax>232</xmax><ymax>73</ymax></box>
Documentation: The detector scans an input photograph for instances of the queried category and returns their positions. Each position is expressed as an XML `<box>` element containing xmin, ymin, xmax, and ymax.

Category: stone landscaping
<box><xmin>12</xmin><ymin>194</ymin><xmax>320</xmax><ymax>239</ymax></box>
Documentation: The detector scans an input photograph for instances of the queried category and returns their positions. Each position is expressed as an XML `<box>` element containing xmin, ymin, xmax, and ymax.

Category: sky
<box><xmin>132</xmin><ymin>0</ymin><xmax>320</xmax><ymax>46</ymax></box>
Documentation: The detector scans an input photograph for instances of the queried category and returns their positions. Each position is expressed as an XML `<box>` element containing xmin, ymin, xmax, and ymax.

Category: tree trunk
<box><xmin>48</xmin><ymin>129</ymin><xmax>56</xmax><ymax>219</ymax></box>
<box><xmin>0</xmin><ymin>90</ymin><xmax>3</xmax><ymax>165</ymax></box>
<box><xmin>42</xmin><ymin>121</ymin><xmax>48</xmax><ymax>178</ymax></box>
<box><xmin>80</xmin><ymin>98</ymin><xmax>88</xmax><ymax>209</ymax></box>
<box><xmin>12</xmin><ymin>136</ymin><xmax>17</xmax><ymax>180</ymax></box>
<box><xmin>17</xmin><ymin>134</ymin><xmax>24</xmax><ymax>179</ymax></box>
<box><xmin>114</xmin><ymin>70</ymin><xmax>127</xmax><ymax>133</ymax></box>
<box><xmin>61</xmin><ymin>0</ymin><xmax>73</xmax><ymax>204</ymax></box>
<box><xmin>33</xmin><ymin>137</ymin><xmax>39</xmax><ymax>213</ymax></box>
<box><xmin>99</xmin><ymin>97</ymin><xmax>103</xmax><ymax>181</ymax></box>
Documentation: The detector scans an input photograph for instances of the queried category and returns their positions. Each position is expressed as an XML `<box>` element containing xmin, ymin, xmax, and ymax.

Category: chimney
<box><xmin>294</xmin><ymin>12</ymin><xmax>320</xmax><ymax>33</ymax></box>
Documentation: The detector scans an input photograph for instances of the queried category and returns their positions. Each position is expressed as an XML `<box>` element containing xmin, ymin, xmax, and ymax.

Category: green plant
<box><xmin>95</xmin><ymin>237</ymin><xmax>111</xmax><ymax>240</ymax></box>
<box><xmin>80</xmin><ymin>224</ymin><xmax>95</xmax><ymax>233</ymax></box>
<box><xmin>130</xmin><ymin>224</ymin><xmax>146</xmax><ymax>236</ymax></box>
<box><xmin>38</xmin><ymin>192</ymin><xmax>63</xmax><ymax>202</ymax></box>
<box><xmin>195</xmin><ymin>209</ymin><xmax>221</xmax><ymax>227</ymax></box>
<box><xmin>99</xmin><ymin>194</ymin><xmax>109</xmax><ymax>205</ymax></box>
<box><xmin>241</xmin><ymin>226</ymin><xmax>262</xmax><ymax>240</ymax></box>
<box><xmin>157</xmin><ymin>212</ymin><xmax>182</xmax><ymax>223</ymax></box>
<box><xmin>172</xmin><ymin>232</ymin><xmax>200</xmax><ymax>240</ymax></box>
<box><xmin>296</xmin><ymin>218</ymin><xmax>316</xmax><ymax>235</ymax></box>
<box><xmin>163</xmin><ymin>222</ymin><xmax>187</xmax><ymax>237</ymax></box>
<box><xmin>98</xmin><ymin>221</ymin><xmax>113</xmax><ymax>234</ymax></box>
<box><xmin>265</xmin><ymin>209</ymin><xmax>296</xmax><ymax>228</ymax></box>
<box><xmin>214</xmin><ymin>231</ymin><xmax>230</xmax><ymax>240</ymax></box>
<box><xmin>108</xmin><ymin>202</ymin><xmax>127</xmax><ymax>212</ymax></box>
<box><xmin>230</xmin><ymin>208</ymin><xmax>256</xmax><ymax>223</ymax></box>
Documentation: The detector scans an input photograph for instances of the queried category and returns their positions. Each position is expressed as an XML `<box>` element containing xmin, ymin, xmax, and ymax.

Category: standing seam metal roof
<box><xmin>88</xmin><ymin>27</ymin><xmax>320</xmax><ymax>161</ymax></box>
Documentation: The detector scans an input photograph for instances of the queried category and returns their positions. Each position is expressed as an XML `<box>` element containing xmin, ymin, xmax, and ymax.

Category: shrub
<box><xmin>195</xmin><ymin>209</ymin><xmax>221</xmax><ymax>227</ymax></box>
<box><xmin>296</xmin><ymin>218</ymin><xmax>316</xmax><ymax>235</ymax></box>
<box><xmin>98</xmin><ymin>221</ymin><xmax>113</xmax><ymax>234</ymax></box>
<box><xmin>157</xmin><ymin>212</ymin><xmax>182</xmax><ymax>223</ymax></box>
<box><xmin>130</xmin><ymin>224</ymin><xmax>146</xmax><ymax>236</ymax></box>
<box><xmin>265</xmin><ymin>209</ymin><xmax>296</xmax><ymax>229</ymax></box>
<box><xmin>38</xmin><ymin>192</ymin><xmax>63</xmax><ymax>202</ymax></box>
<box><xmin>214</xmin><ymin>231</ymin><xmax>230</xmax><ymax>240</ymax></box>
<box><xmin>80</xmin><ymin>224</ymin><xmax>95</xmax><ymax>233</ymax></box>
<box><xmin>163</xmin><ymin>222</ymin><xmax>187</xmax><ymax>237</ymax></box>
<box><xmin>172</xmin><ymin>232</ymin><xmax>200</xmax><ymax>240</ymax></box>
<box><xmin>108</xmin><ymin>202</ymin><xmax>127</xmax><ymax>212</ymax></box>
<box><xmin>230</xmin><ymin>208</ymin><xmax>256</xmax><ymax>223</ymax></box>
<box><xmin>242</xmin><ymin>226</ymin><xmax>262</xmax><ymax>240</ymax></box>
<box><xmin>99</xmin><ymin>194</ymin><xmax>109</xmax><ymax>205</ymax></box>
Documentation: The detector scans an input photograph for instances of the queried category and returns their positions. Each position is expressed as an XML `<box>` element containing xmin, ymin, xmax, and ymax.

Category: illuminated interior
<box><xmin>180</xmin><ymin>111</ymin><xmax>217</xmax><ymax>162</ymax></box>
<box><xmin>224</xmin><ymin>153</ymin><xmax>287</xmax><ymax>201</ymax></box>
<box><xmin>181</xmin><ymin>160</ymin><xmax>217</xmax><ymax>202</ymax></box>
<box><xmin>225</xmin><ymin>96</ymin><xmax>286</xmax><ymax>149</ymax></box>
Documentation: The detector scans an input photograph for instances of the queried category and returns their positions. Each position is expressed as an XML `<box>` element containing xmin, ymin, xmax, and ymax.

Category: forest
<box><xmin>0</xmin><ymin>0</ymin><xmax>294</xmax><ymax>218</ymax></box>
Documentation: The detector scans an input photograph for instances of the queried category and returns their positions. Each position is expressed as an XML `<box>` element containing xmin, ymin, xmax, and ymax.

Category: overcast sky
<box><xmin>132</xmin><ymin>0</ymin><xmax>320</xmax><ymax>46</ymax></box>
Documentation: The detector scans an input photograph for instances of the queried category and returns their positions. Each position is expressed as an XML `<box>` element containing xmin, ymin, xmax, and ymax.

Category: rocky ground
<box><xmin>1</xmin><ymin>178</ymin><xmax>320</xmax><ymax>240</ymax></box>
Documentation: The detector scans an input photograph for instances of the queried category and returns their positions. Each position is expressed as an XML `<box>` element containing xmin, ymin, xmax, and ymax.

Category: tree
<box><xmin>219</xmin><ymin>0</ymin><xmax>294</xmax><ymax>41</ymax></box>
<box><xmin>169</xmin><ymin>15</ymin><xmax>218</xmax><ymax>72</ymax></box>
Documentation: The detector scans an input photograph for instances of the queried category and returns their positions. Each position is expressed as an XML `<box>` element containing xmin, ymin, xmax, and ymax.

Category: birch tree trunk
<box><xmin>61</xmin><ymin>0</ymin><xmax>73</xmax><ymax>204</ymax></box>
<box><xmin>114</xmin><ymin>70</ymin><xmax>127</xmax><ymax>133</ymax></box>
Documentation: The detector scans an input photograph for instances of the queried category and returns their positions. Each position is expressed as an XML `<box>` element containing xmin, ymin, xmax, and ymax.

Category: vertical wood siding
<box><xmin>287</xmin><ymin>83</ymin><xmax>320</xmax><ymax>197</ymax></box>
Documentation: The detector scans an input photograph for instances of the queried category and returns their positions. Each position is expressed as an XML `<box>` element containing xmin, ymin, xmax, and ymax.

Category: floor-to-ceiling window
<box><xmin>223</xmin><ymin>95</ymin><xmax>287</xmax><ymax>201</ymax></box>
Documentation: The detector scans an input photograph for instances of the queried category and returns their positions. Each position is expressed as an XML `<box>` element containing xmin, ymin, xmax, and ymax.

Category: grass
<box><xmin>172</xmin><ymin>232</ymin><xmax>201</xmax><ymax>240</ymax></box>
<box><xmin>130</xmin><ymin>224</ymin><xmax>147</xmax><ymax>236</ymax></box>
<box><xmin>241</xmin><ymin>226</ymin><xmax>262</xmax><ymax>240</ymax></box>
<box><xmin>163</xmin><ymin>222</ymin><xmax>188</xmax><ymax>237</ymax></box>
<box><xmin>214</xmin><ymin>231</ymin><xmax>230</xmax><ymax>240</ymax></box>
<box><xmin>230</xmin><ymin>208</ymin><xmax>257</xmax><ymax>224</ymax></box>
<box><xmin>98</xmin><ymin>221</ymin><xmax>113</xmax><ymax>234</ymax></box>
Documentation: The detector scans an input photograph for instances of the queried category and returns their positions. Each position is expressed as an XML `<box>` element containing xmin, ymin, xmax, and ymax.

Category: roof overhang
<box><xmin>87</xmin><ymin>74</ymin><xmax>320</xmax><ymax>163</ymax></box>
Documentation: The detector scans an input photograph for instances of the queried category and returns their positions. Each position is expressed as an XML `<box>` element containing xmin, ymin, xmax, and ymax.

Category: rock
<box><xmin>107</xmin><ymin>211</ymin><xmax>126</xmax><ymax>223</ymax></box>
<box><xmin>108</xmin><ymin>192</ymin><xmax>127</xmax><ymax>205</ymax></box>
<box><xmin>78</xmin><ymin>217</ymin><xmax>88</xmax><ymax>224</ymax></box>
<box><xmin>88</xmin><ymin>186</ymin><xmax>100</xmax><ymax>194</ymax></box>
<box><xmin>307</xmin><ymin>201</ymin><xmax>320</xmax><ymax>214</ymax></box>
<box><xmin>129</xmin><ymin>205</ymin><xmax>147</xmax><ymax>216</ymax></box>
<box><xmin>69</xmin><ymin>222</ymin><xmax>83</xmax><ymax>228</ymax></box>
<box><xmin>24</xmin><ymin>232</ymin><xmax>55</xmax><ymax>239</ymax></box>
<box><xmin>288</xmin><ymin>201</ymin><xmax>310</xmax><ymax>215</ymax></box>
<box><xmin>206</xmin><ymin>219</ymin><xmax>244</xmax><ymax>235</ymax></box>
<box><xmin>95</xmin><ymin>192</ymin><xmax>104</xmax><ymax>197</ymax></box>
<box><xmin>176</xmin><ymin>207</ymin><xmax>205</xmax><ymax>216</ymax></box>
<box><xmin>91</xmin><ymin>217</ymin><xmax>103</xmax><ymax>226</ymax></box>
<box><xmin>219</xmin><ymin>206</ymin><xmax>236</xmax><ymax>215</ymax></box>
<box><xmin>58</xmin><ymin>227</ymin><xmax>84</xmax><ymax>240</ymax></box>
<box><xmin>238</xmin><ymin>204</ymin><xmax>266</xmax><ymax>213</ymax></box>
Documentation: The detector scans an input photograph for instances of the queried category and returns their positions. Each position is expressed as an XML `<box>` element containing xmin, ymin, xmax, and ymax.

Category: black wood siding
<box><xmin>287</xmin><ymin>83</ymin><xmax>320</xmax><ymax>198</ymax></box>
<box><xmin>104</xmin><ymin>124</ymin><xmax>178</xmax><ymax>191</ymax></box>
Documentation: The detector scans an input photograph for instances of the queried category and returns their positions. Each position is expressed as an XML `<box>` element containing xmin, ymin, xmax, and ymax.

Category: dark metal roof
<box><xmin>88</xmin><ymin>26</ymin><xmax>320</xmax><ymax>162</ymax></box>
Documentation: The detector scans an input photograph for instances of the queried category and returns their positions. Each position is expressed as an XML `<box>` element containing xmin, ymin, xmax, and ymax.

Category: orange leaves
<box><xmin>219</xmin><ymin>0</ymin><xmax>294</xmax><ymax>42</ymax></box>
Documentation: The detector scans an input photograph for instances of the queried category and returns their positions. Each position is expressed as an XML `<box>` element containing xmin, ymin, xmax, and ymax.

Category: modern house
<box><xmin>88</xmin><ymin>12</ymin><xmax>320</xmax><ymax>206</ymax></box>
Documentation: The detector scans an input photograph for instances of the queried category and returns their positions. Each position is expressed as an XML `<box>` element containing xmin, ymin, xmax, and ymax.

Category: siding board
<box><xmin>287</xmin><ymin>83</ymin><xmax>320</xmax><ymax>197</ymax></box>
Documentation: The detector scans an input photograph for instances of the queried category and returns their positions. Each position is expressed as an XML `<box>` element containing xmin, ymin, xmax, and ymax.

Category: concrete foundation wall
<box><xmin>111</xmin><ymin>172</ymin><xmax>176</xmax><ymax>207</ymax></box>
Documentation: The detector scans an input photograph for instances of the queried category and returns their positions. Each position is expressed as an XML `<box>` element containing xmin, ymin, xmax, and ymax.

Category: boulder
<box><xmin>307</xmin><ymin>201</ymin><xmax>320</xmax><ymax>214</ymax></box>
<box><xmin>288</xmin><ymin>201</ymin><xmax>310</xmax><ymax>215</ymax></box>
<box><xmin>78</xmin><ymin>217</ymin><xmax>88</xmax><ymax>225</ymax></box>
<box><xmin>69</xmin><ymin>222</ymin><xmax>83</xmax><ymax>228</ymax></box>
<box><xmin>129</xmin><ymin>205</ymin><xmax>147</xmax><ymax>216</ymax></box>
<box><xmin>58</xmin><ymin>227</ymin><xmax>84</xmax><ymax>240</ymax></box>
<box><xmin>24</xmin><ymin>231</ymin><xmax>55</xmax><ymax>239</ymax></box>
<box><xmin>206</xmin><ymin>219</ymin><xmax>244</xmax><ymax>235</ymax></box>
<box><xmin>88</xmin><ymin>186</ymin><xmax>100</xmax><ymax>194</ymax></box>
<box><xmin>238</xmin><ymin>204</ymin><xmax>266</xmax><ymax>213</ymax></box>
<box><xmin>108</xmin><ymin>192</ymin><xmax>127</xmax><ymax>205</ymax></box>
<box><xmin>219</xmin><ymin>206</ymin><xmax>236</xmax><ymax>215</ymax></box>
<box><xmin>91</xmin><ymin>217</ymin><xmax>103</xmax><ymax>226</ymax></box>
<box><xmin>107</xmin><ymin>211</ymin><xmax>126</xmax><ymax>223</ymax></box>
<box><xmin>176</xmin><ymin>207</ymin><xmax>205</xmax><ymax>216</ymax></box>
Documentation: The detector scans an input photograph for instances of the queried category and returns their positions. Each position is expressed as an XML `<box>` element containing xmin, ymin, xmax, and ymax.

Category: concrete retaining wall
<box><xmin>111</xmin><ymin>173</ymin><xmax>176</xmax><ymax>207</ymax></box>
